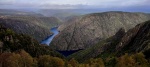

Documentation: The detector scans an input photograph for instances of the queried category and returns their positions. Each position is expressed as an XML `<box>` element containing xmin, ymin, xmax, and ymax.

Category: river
<box><xmin>41</xmin><ymin>27</ymin><xmax>59</xmax><ymax>45</ymax></box>
<box><xmin>41</xmin><ymin>27</ymin><xmax>82</xmax><ymax>56</ymax></box>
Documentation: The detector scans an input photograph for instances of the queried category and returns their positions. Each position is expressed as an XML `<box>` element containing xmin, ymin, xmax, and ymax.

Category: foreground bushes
<box><xmin>0</xmin><ymin>50</ymin><xmax>37</xmax><ymax>67</ymax></box>
<box><xmin>0</xmin><ymin>50</ymin><xmax>149</xmax><ymax>67</ymax></box>
<box><xmin>115</xmin><ymin>53</ymin><xmax>150</xmax><ymax>67</ymax></box>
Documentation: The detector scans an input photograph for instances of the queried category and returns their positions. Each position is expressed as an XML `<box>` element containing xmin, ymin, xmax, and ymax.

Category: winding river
<box><xmin>41</xmin><ymin>27</ymin><xmax>59</xmax><ymax>45</ymax></box>
<box><xmin>41</xmin><ymin>27</ymin><xmax>82</xmax><ymax>56</ymax></box>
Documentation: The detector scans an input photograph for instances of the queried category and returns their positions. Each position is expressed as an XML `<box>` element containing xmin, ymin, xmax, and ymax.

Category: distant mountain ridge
<box><xmin>0</xmin><ymin>9</ymin><xmax>43</xmax><ymax>16</ymax></box>
<box><xmin>0</xmin><ymin>10</ymin><xmax>62</xmax><ymax>42</ymax></box>
<box><xmin>50</xmin><ymin>11</ymin><xmax>150</xmax><ymax>51</ymax></box>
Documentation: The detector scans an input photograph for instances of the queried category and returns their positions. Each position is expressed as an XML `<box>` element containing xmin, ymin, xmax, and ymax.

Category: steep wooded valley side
<box><xmin>0</xmin><ymin>15</ymin><xmax>61</xmax><ymax>42</ymax></box>
<box><xmin>50</xmin><ymin>12</ymin><xmax>150</xmax><ymax>50</ymax></box>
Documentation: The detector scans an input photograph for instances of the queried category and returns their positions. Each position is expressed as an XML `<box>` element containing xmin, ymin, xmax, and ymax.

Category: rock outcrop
<box><xmin>116</xmin><ymin>20</ymin><xmax>150</xmax><ymax>53</ymax></box>
<box><xmin>50</xmin><ymin>11</ymin><xmax>150</xmax><ymax>50</ymax></box>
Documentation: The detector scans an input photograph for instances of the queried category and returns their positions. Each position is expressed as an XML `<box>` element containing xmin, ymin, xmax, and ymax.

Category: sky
<box><xmin>0</xmin><ymin>0</ymin><xmax>150</xmax><ymax>10</ymax></box>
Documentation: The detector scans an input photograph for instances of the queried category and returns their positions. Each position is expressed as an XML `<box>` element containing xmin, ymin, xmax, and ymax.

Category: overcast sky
<box><xmin>0</xmin><ymin>0</ymin><xmax>150</xmax><ymax>10</ymax></box>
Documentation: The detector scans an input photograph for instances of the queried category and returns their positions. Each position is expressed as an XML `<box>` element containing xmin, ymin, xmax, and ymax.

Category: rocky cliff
<box><xmin>116</xmin><ymin>20</ymin><xmax>150</xmax><ymax>54</ymax></box>
<box><xmin>50</xmin><ymin>11</ymin><xmax>150</xmax><ymax>50</ymax></box>
<box><xmin>67</xmin><ymin>20</ymin><xmax>150</xmax><ymax>62</ymax></box>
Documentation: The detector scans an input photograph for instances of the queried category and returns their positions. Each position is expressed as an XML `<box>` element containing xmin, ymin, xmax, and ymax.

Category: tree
<box><xmin>79</xmin><ymin>64</ymin><xmax>90</xmax><ymax>67</ymax></box>
<box><xmin>132</xmin><ymin>52</ymin><xmax>150</xmax><ymax>67</ymax></box>
<box><xmin>38</xmin><ymin>55</ymin><xmax>64</xmax><ymax>67</ymax></box>
<box><xmin>18</xmin><ymin>49</ymin><xmax>37</xmax><ymax>67</ymax></box>
<box><xmin>68</xmin><ymin>58</ymin><xmax>79</xmax><ymax>67</ymax></box>
<box><xmin>0</xmin><ymin>50</ymin><xmax>36</xmax><ymax>67</ymax></box>
<box><xmin>85</xmin><ymin>58</ymin><xmax>104</xmax><ymax>67</ymax></box>
<box><xmin>0</xmin><ymin>52</ymin><xmax>12</xmax><ymax>67</ymax></box>
<box><xmin>6</xmin><ymin>53</ymin><xmax>22</xmax><ymax>67</ymax></box>
<box><xmin>51</xmin><ymin>57</ymin><xmax>65</xmax><ymax>67</ymax></box>
<box><xmin>116</xmin><ymin>53</ymin><xmax>150</xmax><ymax>67</ymax></box>
<box><xmin>116</xmin><ymin>53</ymin><xmax>136</xmax><ymax>67</ymax></box>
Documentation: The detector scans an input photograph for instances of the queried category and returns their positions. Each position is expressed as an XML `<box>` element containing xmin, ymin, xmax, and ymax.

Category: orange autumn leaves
<box><xmin>0</xmin><ymin>50</ymin><xmax>36</xmax><ymax>67</ymax></box>
<box><xmin>0</xmin><ymin>50</ymin><xmax>150</xmax><ymax>67</ymax></box>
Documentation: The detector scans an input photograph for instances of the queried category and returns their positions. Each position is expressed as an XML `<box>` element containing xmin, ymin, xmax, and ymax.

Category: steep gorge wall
<box><xmin>50</xmin><ymin>12</ymin><xmax>150</xmax><ymax>50</ymax></box>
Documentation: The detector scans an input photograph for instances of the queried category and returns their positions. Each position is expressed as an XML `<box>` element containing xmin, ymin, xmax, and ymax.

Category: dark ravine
<box><xmin>50</xmin><ymin>11</ymin><xmax>150</xmax><ymax>51</ymax></box>
<box><xmin>57</xmin><ymin>49</ymin><xmax>82</xmax><ymax>57</ymax></box>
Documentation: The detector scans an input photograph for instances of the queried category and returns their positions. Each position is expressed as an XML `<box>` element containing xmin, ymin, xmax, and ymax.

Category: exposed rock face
<box><xmin>116</xmin><ymin>20</ymin><xmax>150</xmax><ymax>53</ymax></box>
<box><xmin>67</xmin><ymin>20</ymin><xmax>150</xmax><ymax>62</ymax></box>
<box><xmin>67</xmin><ymin>28</ymin><xmax>126</xmax><ymax>62</ymax></box>
<box><xmin>58</xmin><ymin>16</ymin><xmax>81</xmax><ymax>31</ymax></box>
<box><xmin>50</xmin><ymin>11</ymin><xmax>150</xmax><ymax>51</ymax></box>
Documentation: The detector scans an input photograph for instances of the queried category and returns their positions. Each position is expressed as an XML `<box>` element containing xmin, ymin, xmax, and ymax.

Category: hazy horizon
<box><xmin>0</xmin><ymin>0</ymin><xmax>150</xmax><ymax>13</ymax></box>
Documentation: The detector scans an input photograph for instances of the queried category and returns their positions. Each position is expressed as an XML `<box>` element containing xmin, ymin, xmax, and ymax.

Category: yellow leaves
<box><xmin>52</xmin><ymin>57</ymin><xmax>65</xmax><ymax>67</ymax></box>
<box><xmin>67</xmin><ymin>58</ymin><xmax>105</xmax><ymax>67</ymax></box>
<box><xmin>68</xmin><ymin>58</ymin><xmax>79</xmax><ymax>67</ymax></box>
<box><xmin>18</xmin><ymin>50</ymin><xmax>37</xmax><ymax>67</ymax></box>
<box><xmin>38</xmin><ymin>55</ymin><xmax>65</xmax><ymax>67</ymax></box>
<box><xmin>131</xmin><ymin>52</ymin><xmax>150</xmax><ymax>67</ymax></box>
<box><xmin>86</xmin><ymin>58</ymin><xmax>105</xmax><ymax>67</ymax></box>
<box><xmin>116</xmin><ymin>53</ymin><xmax>136</xmax><ymax>67</ymax></box>
<box><xmin>115</xmin><ymin>53</ymin><xmax>150</xmax><ymax>67</ymax></box>
<box><xmin>0</xmin><ymin>50</ymin><xmax>36</xmax><ymax>67</ymax></box>
<box><xmin>38</xmin><ymin>55</ymin><xmax>52</xmax><ymax>67</ymax></box>
<box><xmin>79</xmin><ymin>64</ymin><xmax>90</xmax><ymax>67</ymax></box>
<box><xmin>6</xmin><ymin>53</ymin><xmax>22</xmax><ymax>67</ymax></box>
<box><xmin>0</xmin><ymin>52</ymin><xmax>26</xmax><ymax>67</ymax></box>
<box><xmin>0</xmin><ymin>50</ymin><xmax>149</xmax><ymax>67</ymax></box>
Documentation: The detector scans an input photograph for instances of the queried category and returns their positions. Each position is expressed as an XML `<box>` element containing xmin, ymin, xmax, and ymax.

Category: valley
<box><xmin>0</xmin><ymin>9</ymin><xmax>150</xmax><ymax>67</ymax></box>
<box><xmin>50</xmin><ymin>11</ymin><xmax>150</xmax><ymax>51</ymax></box>
<box><xmin>0</xmin><ymin>10</ymin><xmax>62</xmax><ymax>42</ymax></box>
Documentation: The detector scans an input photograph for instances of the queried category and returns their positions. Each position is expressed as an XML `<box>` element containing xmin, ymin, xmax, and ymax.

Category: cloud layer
<box><xmin>0</xmin><ymin>0</ymin><xmax>149</xmax><ymax>9</ymax></box>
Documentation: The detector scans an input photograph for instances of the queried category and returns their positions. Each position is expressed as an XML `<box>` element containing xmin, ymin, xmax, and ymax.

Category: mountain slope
<box><xmin>50</xmin><ymin>11</ymin><xmax>150</xmax><ymax>50</ymax></box>
<box><xmin>67</xmin><ymin>20</ymin><xmax>150</xmax><ymax>62</ymax></box>
<box><xmin>0</xmin><ymin>23</ymin><xmax>63</xmax><ymax>58</ymax></box>
<box><xmin>116</xmin><ymin>20</ymin><xmax>150</xmax><ymax>54</ymax></box>
<box><xmin>67</xmin><ymin>28</ymin><xmax>126</xmax><ymax>62</ymax></box>
<box><xmin>0</xmin><ymin>16</ymin><xmax>61</xmax><ymax>42</ymax></box>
